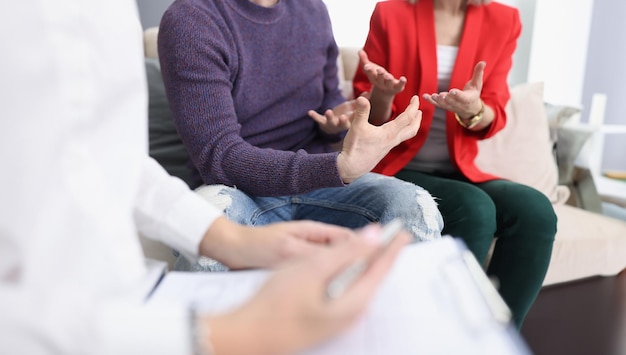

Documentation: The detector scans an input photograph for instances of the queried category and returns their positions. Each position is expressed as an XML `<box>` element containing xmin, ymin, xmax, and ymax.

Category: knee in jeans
<box><xmin>390</xmin><ymin>180</ymin><xmax>444</xmax><ymax>241</ymax></box>
<box><xmin>194</xmin><ymin>184</ymin><xmax>255</xmax><ymax>225</ymax></box>
<box><xmin>194</xmin><ymin>184</ymin><xmax>235</xmax><ymax>211</ymax></box>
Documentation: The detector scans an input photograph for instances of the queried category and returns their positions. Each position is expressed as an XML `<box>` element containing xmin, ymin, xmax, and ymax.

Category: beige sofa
<box><xmin>143</xmin><ymin>28</ymin><xmax>626</xmax><ymax>286</ymax></box>
<box><xmin>338</xmin><ymin>47</ymin><xmax>626</xmax><ymax>286</ymax></box>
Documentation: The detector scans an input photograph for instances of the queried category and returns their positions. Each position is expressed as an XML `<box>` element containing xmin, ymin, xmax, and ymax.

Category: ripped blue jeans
<box><xmin>173</xmin><ymin>173</ymin><xmax>443</xmax><ymax>271</ymax></box>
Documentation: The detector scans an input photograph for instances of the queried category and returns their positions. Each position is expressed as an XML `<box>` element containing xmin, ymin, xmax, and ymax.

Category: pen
<box><xmin>325</xmin><ymin>218</ymin><xmax>405</xmax><ymax>300</ymax></box>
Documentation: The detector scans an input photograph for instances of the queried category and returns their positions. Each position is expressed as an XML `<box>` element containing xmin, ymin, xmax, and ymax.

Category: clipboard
<box><xmin>148</xmin><ymin>236</ymin><xmax>533</xmax><ymax>355</ymax></box>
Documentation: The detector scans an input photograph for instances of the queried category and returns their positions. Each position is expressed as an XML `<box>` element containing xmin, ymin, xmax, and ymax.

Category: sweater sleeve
<box><xmin>158</xmin><ymin>3</ymin><xmax>345</xmax><ymax>197</ymax></box>
<box><xmin>319</xmin><ymin>6</ymin><xmax>346</xmax><ymax>112</ymax></box>
<box><xmin>477</xmin><ymin>6</ymin><xmax>522</xmax><ymax>140</ymax></box>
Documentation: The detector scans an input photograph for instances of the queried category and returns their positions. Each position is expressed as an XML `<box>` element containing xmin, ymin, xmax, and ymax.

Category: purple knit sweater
<box><xmin>158</xmin><ymin>0</ymin><xmax>347</xmax><ymax>196</ymax></box>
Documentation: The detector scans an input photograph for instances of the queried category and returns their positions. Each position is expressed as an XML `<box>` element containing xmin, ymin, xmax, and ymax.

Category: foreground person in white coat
<box><xmin>0</xmin><ymin>1</ymin><xmax>410</xmax><ymax>354</ymax></box>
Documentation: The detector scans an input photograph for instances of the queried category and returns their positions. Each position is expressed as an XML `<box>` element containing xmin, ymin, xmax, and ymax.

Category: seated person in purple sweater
<box><xmin>158</xmin><ymin>0</ymin><xmax>444</xmax><ymax>271</ymax></box>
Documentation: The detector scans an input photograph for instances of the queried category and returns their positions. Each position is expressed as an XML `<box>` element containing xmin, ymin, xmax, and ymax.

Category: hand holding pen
<box><xmin>207</xmin><ymin>221</ymin><xmax>410</xmax><ymax>355</ymax></box>
<box><xmin>326</xmin><ymin>219</ymin><xmax>406</xmax><ymax>300</ymax></box>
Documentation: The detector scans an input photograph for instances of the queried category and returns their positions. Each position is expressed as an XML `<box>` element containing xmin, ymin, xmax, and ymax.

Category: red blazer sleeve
<box><xmin>462</xmin><ymin>4</ymin><xmax>522</xmax><ymax>140</ymax></box>
<box><xmin>353</xmin><ymin>1</ymin><xmax>419</xmax><ymax>120</ymax></box>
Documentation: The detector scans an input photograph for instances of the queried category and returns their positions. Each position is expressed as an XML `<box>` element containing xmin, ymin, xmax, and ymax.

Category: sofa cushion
<box><xmin>555</xmin><ymin>126</ymin><xmax>593</xmax><ymax>185</ymax></box>
<box><xmin>143</xmin><ymin>27</ymin><xmax>159</xmax><ymax>59</ymax></box>
<box><xmin>543</xmin><ymin>204</ymin><xmax>626</xmax><ymax>285</ymax></box>
<box><xmin>338</xmin><ymin>46</ymin><xmax>360</xmax><ymax>99</ymax></box>
<box><xmin>544</xmin><ymin>102</ymin><xmax>582</xmax><ymax>143</ymax></box>
<box><xmin>474</xmin><ymin>82</ymin><xmax>569</xmax><ymax>204</ymax></box>
<box><xmin>542</xmin><ymin>102</ymin><xmax>594</xmax><ymax>186</ymax></box>
<box><xmin>145</xmin><ymin>57</ymin><xmax>195</xmax><ymax>187</ymax></box>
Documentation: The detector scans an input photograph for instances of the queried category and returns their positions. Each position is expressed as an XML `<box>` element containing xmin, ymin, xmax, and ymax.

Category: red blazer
<box><xmin>353</xmin><ymin>0</ymin><xmax>522</xmax><ymax>182</ymax></box>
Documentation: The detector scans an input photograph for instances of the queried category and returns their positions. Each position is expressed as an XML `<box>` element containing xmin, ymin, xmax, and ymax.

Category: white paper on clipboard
<box><xmin>148</xmin><ymin>236</ymin><xmax>532</xmax><ymax>355</ymax></box>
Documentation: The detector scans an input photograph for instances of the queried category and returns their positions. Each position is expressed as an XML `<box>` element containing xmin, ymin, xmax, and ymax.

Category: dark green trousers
<box><xmin>396</xmin><ymin>169</ymin><xmax>557</xmax><ymax>329</ymax></box>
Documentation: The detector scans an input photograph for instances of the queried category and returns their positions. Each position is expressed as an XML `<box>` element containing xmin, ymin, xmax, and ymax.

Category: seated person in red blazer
<box><xmin>353</xmin><ymin>0</ymin><xmax>557</xmax><ymax>328</ymax></box>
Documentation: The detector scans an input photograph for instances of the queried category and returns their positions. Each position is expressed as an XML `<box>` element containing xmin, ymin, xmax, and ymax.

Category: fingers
<box><xmin>351</xmin><ymin>96</ymin><xmax>371</xmax><ymax>127</ymax></box>
<box><xmin>407</xmin><ymin>94</ymin><xmax>421</xmax><ymax>110</ymax></box>
<box><xmin>397</xmin><ymin>76</ymin><xmax>408</xmax><ymax>90</ymax></box>
<box><xmin>402</xmin><ymin>95</ymin><xmax>422</xmax><ymax>124</ymax></box>
<box><xmin>361</xmin><ymin>63</ymin><xmax>381</xmax><ymax>84</ymax></box>
<box><xmin>293</xmin><ymin>232</ymin><xmax>381</xmax><ymax>282</ymax></box>
<box><xmin>470</xmin><ymin>61</ymin><xmax>486</xmax><ymax>88</ymax></box>
<box><xmin>358</xmin><ymin>51</ymin><xmax>405</xmax><ymax>95</ymax></box>
<box><xmin>323</xmin><ymin>109</ymin><xmax>341</xmax><ymax>127</ymax></box>
<box><xmin>390</xmin><ymin>95</ymin><xmax>420</xmax><ymax>120</ymax></box>
<box><xmin>255</xmin><ymin>220</ymin><xmax>357</xmax><ymax>265</ymax></box>
<box><xmin>332</xmin><ymin>101</ymin><xmax>356</xmax><ymax>121</ymax></box>
<box><xmin>324</xmin><ymin>112</ymin><xmax>351</xmax><ymax>132</ymax></box>
<box><xmin>378</xmin><ymin>72</ymin><xmax>406</xmax><ymax>92</ymax></box>
<box><xmin>422</xmin><ymin>93</ymin><xmax>437</xmax><ymax>107</ymax></box>
<box><xmin>423</xmin><ymin>61</ymin><xmax>485</xmax><ymax>109</ymax></box>
<box><xmin>231</xmin><ymin>221</ymin><xmax>356</xmax><ymax>269</ymax></box>
<box><xmin>308</xmin><ymin>110</ymin><xmax>327</xmax><ymax>125</ymax></box>
<box><xmin>362</xmin><ymin>64</ymin><xmax>406</xmax><ymax>95</ymax></box>
<box><xmin>309</xmin><ymin>108</ymin><xmax>351</xmax><ymax>134</ymax></box>
<box><xmin>358</xmin><ymin>49</ymin><xmax>370</xmax><ymax>66</ymax></box>
<box><xmin>469</xmin><ymin>0</ymin><xmax>491</xmax><ymax>5</ymax></box>
<box><xmin>424</xmin><ymin>91</ymin><xmax>457</xmax><ymax>110</ymax></box>
<box><xmin>284</xmin><ymin>221</ymin><xmax>356</xmax><ymax>245</ymax></box>
<box><xmin>385</xmin><ymin>95</ymin><xmax>421</xmax><ymax>143</ymax></box>
<box><xmin>332</xmin><ymin>226</ymin><xmax>411</xmax><ymax>307</ymax></box>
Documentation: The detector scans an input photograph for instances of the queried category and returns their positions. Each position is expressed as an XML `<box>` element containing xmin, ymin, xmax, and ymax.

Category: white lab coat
<box><xmin>0</xmin><ymin>0</ymin><xmax>221</xmax><ymax>353</ymax></box>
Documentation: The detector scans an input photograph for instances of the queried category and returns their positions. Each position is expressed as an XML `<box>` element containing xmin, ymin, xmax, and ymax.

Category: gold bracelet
<box><xmin>454</xmin><ymin>100</ymin><xmax>485</xmax><ymax>129</ymax></box>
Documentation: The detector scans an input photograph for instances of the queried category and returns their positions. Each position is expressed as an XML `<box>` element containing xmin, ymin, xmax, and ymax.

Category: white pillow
<box><xmin>474</xmin><ymin>82</ymin><xmax>569</xmax><ymax>204</ymax></box>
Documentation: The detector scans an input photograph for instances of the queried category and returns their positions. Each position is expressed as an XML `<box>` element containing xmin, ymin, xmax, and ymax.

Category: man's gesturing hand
<box><xmin>308</xmin><ymin>100</ymin><xmax>356</xmax><ymax>135</ymax></box>
<box><xmin>337</xmin><ymin>96</ymin><xmax>422</xmax><ymax>183</ymax></box>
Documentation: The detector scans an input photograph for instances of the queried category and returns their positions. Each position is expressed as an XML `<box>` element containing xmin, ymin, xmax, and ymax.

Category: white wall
<box><xmin>322</xmin><ymin>0</ymin><xmax>376</xmax><ymax>48</ymax></box>
<box><xmin>527</xmin><ymin>0</ymin><xmax>593</xmax><ymax>106</ymax></box>
<box><xmin>527</xmin><ymin>0</ymin><xmax>626</xmax><ymax>172</ymax></box>
<box><xmin>582</xmin><ymin>1</ymin><xmax>626</xmax><ymax>172</ymax></box>
<box><xmin>136</xmin><ymin>0</ymin><xmax>174</xmax><ymax>28</ymax></box>
<box><xmin>502</xmin><ymin>0</ymin><xmax>535</xmax><ymax>87</ymax></box>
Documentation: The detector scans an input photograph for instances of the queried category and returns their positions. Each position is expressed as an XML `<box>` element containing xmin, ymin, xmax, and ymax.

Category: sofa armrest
<box><xmin>566</xmin><ymin>166</ymin><xmax>603</xmax><ymax>213</ymax></box>
<box><xmin>601</xmin><ymin>194</ymin><xmax>626</xmax><ymax>209</ymax></box>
